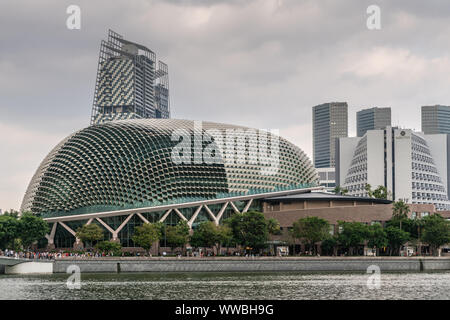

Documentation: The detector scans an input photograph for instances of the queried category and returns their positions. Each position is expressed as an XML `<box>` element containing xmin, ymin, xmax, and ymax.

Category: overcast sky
<box><xmin>1</xmin><ymin>0</ymin><xmax>450</xmax><ymax>211</ymax></box>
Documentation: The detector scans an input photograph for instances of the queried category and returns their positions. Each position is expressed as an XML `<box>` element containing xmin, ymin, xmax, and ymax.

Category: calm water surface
<box><xmin>1</xmin><ymin>271</ymin><xmax>450</xmax><ymax>300</ymax></box>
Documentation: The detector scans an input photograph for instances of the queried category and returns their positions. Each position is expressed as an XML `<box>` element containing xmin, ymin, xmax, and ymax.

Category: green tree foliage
<box><xmin>132</xmin><ymin>223</ymin><xmax>161</xmax><ymax>255</ymax></box>
<box><xmin>218</xmin><ymin>224</ymin><xmax>234</xmax><ymax>250</ymax></box>
<box><xmin>17</xmin><ymin>212</ymin><xmax>49</xmax><ymax>249</ymax></box>
<box><xmin>291</xmin><ymin>217</ymin><xmax>330</xmax><ymax>255</ymax></box>
<box><xmin>76</xmin><ymin>223</ymin><xmax>104</xmax><ymax>247</ymax></box>
<box><xmin>392</xmin><ymin>200</ymin><xmax>410</xmax><ymax>220</ymax></box>
<box><xmin>385</xmin><ymin>226</ymin><xmax>410</xmax><ymax>256</ymax></box>
<box><xmin>190</xmin><ymin>221</ymin><xmax>221</xmax><ymax>250</ymax></box>
<box><xmin>337</xmin><ymin>221</ymin><xmax>369</xmax><ymax>255</ymax></box>
<box><xmin>267</xmin><ymin>218</ymin><xmax>281</xmax><ymax>235</ymax></box>
<box><xmin>421</xmin><ymin>214</ymin><xmax>450</xmax><ymax>256</ymax></box>
<box><xmin>0</xmin><ymin>214</ymin><xmax>20</xmax><ymax>249</ymax></box>
<box><xmin>96</xmin><ymin>240</ymin><xmax>122</xmax><ymax>256</ymax></box>
<box><xmin>367</xmin><ymin>223</ymin><xmax>388</xmax><ymax>255</ymax></box>
<box><xmin>333</xmin><ymin>186</ymin><xmax>348</xmax><ymax>195</ymax></box>
<box><xmin>365</xmin><ymin>184</ymin><xmax>390</xmax><ymax>199</ymax></box>
<box><xmin>3</xmin><ymin>210</ymin><xmax>20</xmax><ymax>218</ymax></box>
<box><xmin>321</xmin><ymin>237</ymin><xmax>338</xmax><ymax>256</ymax></box>
<box><xmin>391</xmin><ymin>199</ymin><xmax>410</xmax><ymax>231</ymax></box>
<box><xmin>226</xmin><ymin>211</ymin><xmax>270</xmax><ymax>253</ymax></box>
<box><xmin>165</xmin><ymin>220</ymin><xmax>190</xmax><ymax>253</ymax></box>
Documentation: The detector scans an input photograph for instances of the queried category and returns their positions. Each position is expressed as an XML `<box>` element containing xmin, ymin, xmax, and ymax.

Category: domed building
<box><xmin>21</xmin><ymin>119</ymin><xmax>319</xmax><ymax>248</ymax></box>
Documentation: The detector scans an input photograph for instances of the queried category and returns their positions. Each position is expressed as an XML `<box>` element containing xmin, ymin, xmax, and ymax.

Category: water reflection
<box><xmin>1</xmin><ymin>271</ymin><xmax>450</xmax><ymax>300</ymax></box>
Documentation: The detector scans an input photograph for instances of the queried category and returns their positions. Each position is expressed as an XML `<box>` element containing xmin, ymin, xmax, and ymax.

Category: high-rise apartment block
<box><xmin>91</xmin><ymin>30</ymin><xmax>170</xmax><ymax>125</ymax></box>
<box><xmin>357</xmin><ymin>107</ymin><xmax>391</xmax><ymax>137</ymax></box>
<box><xmin>421</xmin><ymin>105</ymin><xmax>450</xmax><ymax>134</ymax></box>
<box><xmin>336</xmin><ymin>127</ymin><xmax>450</xmax><ymax>210</ymax></box>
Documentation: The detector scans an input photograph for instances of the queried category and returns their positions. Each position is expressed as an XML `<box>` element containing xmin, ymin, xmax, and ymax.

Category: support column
<box><xmin>45</xmin><ymin>222</ymin><xmax>58</xmax><ymax>250</ymax></box>
<box><xmin>59</xmin><ymin>221</ymin><xmax>83</xmax><ymax>250</ymax></box>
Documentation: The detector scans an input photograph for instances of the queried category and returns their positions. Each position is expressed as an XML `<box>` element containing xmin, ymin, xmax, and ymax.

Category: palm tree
<box><xmin>392</xmin><ymin>200</ymin><xmax>410</xmax><ymax>231</ymax></box>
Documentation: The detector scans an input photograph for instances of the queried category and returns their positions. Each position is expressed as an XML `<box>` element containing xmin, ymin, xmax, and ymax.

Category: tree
<box><xmin>18</xmin><ymin>212</ymin><xmax>49</xmax><ymax>249</ymax></box>
<box><xmin>321</xmin><ymin>237</ymin><xmax>338</xmax><ymax>256</ymax></box>
<box><xmin>412</xmin><ymin>218</ymin><xmax>426</xmax><ymax>255</ymax></box>
<box><xmin>267</xmin><ymin>218</ymin><xmax>281</xmax><ymax>235</ymax></box>
<box><xmin>227</xmin><ymin>211</ymin><xmax>270</xmax><ymax>253</ymax></box>
<box><xmin>333</xmin><ymin>186</ymin><xmax>348</xmax><ymax>195</ymax></box>
<box><xmin>365</xmin><ymin>184</ymin><xmax>390</xmax><ymax>199</ymax></box>
<box><xmin>3</xmin><ymin>210</ymin><xmax>20</xmax><ymax>218</ymax></box>
<box><xmin>76</xmin><ymin>224</ymin><xmax>104</xmax><ymax>248</ymax></box>
<box><xmin>190</xmin><ymin>221</ymin><xmax>221</xmax><ymax>252</ymax></box>
<box><xmin>132</xmin><ymin>223</ymin><xmax>161</xmax><ymax>256</ymax></box>
<box><xmin>291</xmin><ymin>217</ymin><xmax>330</xmax><ymax>255</ymax></box>
<box><xmin>165</xmin><ymin>220</ymin><xmax>190</xmax><ymax>254</ymax></box>
<box><xmin>365</xmin><ymin>184</ymin><xmax>373</xmax><ymax>198</ymax></box>
<box><xmin>367</xmin><ymin>223</ymin><xmax>388</xmax><ymax>256</ymax></box>
<box><xmin>392</xmin><ymin>200</ymin><xmax>410</xmax><ymax>231</ymax></box>
<box><xmin>0</xmin><ymin>214</ymin><xmax>20</xmax><ymax>249</ymax></box>
<box><xmin>218</xmin><ymin>224</ymin><xmax>234</xmax><ymax>254</ymax></box>
<box><xmin>96</xmin><ymin>240</ymin><xmax>122</xmax><ymax>256</ymax></box>
<box><xmin>336</xmin><ymin>221</ymin><xmax>369</xmax><ymax>255</ymax></box>
<box><xmin>422</xmin><ymin>214</ymin><xmax>450</xmax><ymax>256</ymax></box>
<box><xmin>372</xmin><ymin>186</ymin><xmax>389</xmax><ymax>200</ymax></box>
<box><xmin>385</xmin><ymin>226</ymin><xmax>410</xmax><ymax>256</ymax></box>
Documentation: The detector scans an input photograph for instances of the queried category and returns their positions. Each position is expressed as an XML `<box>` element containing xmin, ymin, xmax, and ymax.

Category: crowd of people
<box><xmin>0</xmin><ymin>249</ymin><xmax>123</xmax><ymax>260</ymax></box>
<box><xmin>0</xmin><ymin>249</ymin><xmax>56</xmax><ymax>260</ymax></box>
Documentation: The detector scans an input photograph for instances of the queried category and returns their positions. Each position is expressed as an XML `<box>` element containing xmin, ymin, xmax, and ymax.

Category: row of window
<box><xmin>412</xmin><ymin>182</ymin><xmax>445</xmax><ymax>193</ymax></box>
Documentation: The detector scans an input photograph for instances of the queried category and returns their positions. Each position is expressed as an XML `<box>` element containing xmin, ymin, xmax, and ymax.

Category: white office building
<box><xmin>336</xmin><ymin>127</ymin><xmax>450</xmax><ymax>210</ymax></box>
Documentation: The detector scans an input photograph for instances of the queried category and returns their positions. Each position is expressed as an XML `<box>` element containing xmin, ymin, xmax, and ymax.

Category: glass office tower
<box><xmin>91</xmin><ymin>30</ymin><xmax>170</xmax><ymax>125</ymax></box>
<box><xmin>422</xmin><ymin>105</ymin><xmax>450</xmax><ymax>134</ymax></box>
<box><xmin>312</xmin><ymin>102</ymin><xmax>348</xmax><ymax>168</ymax></box>
<box><xmin>357</xmin><ymin>107</ymin><xmax>391</xmax><ymax>137</ymax></box>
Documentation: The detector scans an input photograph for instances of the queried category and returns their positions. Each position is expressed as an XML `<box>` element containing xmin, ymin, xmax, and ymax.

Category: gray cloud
<box><xmin>1</xmin><ymin>0</ymin><xmax>450</xmax><ymax>210</ymax></box>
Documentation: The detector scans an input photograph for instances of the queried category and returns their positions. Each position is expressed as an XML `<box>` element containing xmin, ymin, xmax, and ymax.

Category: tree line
<box><xmin>0</xmin><ymin>211</ymin><xmax>49</xmax><ymax>251</ymax></box>
<box><xmin>291</xmin><ymin>200</ymin><xmax>450</xmax><ymax>256</ymax></box>
<box><xmin>75</xmin><ymin>211</ymin><xmax>281</xmax><ymax>256</ymax></box>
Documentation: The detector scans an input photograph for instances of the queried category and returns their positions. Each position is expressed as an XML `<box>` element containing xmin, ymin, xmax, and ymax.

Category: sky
<box><xmin>1</xmin><ymin>0</ymin><xmax>450</xmax><ymax>211</ymax></box>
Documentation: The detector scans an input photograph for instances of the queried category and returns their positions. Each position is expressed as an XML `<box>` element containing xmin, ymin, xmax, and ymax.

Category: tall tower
<box><xmin>421</xmin><ymin>105</ymin><xmax>450</xmax><ymax>134</ymax></box>
<box><xmin>312</xmin><ymin>102</ymin><xmax>348</xmax><ymax>169</ymax></box>
<box><xmin>357</xmin><ymin>107</ymin><xmax>391</xmax><ymax>137</ymax></box>
<box><xmin>91</xmin><ymin>30</ymin><xmax>170</xmax><ymax>125</ymax></box>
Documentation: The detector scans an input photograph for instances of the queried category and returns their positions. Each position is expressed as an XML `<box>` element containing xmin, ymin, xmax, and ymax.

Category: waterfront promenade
<box><xmin>51</xmin><ymin>256</ymin><xmax>450</xmax><ymax>274</ymax></box>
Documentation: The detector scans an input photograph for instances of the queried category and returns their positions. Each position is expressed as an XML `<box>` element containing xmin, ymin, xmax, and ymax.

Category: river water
<box><xmin>1</xmin><ymin>271</ymin><xmax>450</xmax><ymax>300</ymax></box>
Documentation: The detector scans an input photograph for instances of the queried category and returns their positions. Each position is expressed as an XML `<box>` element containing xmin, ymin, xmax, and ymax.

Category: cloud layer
<box><xmin>1</xmin><ymin>0</ymin><xmax>450</xmax><ymax>210</ymax></box>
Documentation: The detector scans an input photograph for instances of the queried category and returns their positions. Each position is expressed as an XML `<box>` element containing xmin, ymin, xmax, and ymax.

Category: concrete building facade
<box><xmin>336</xmin><ymin>126</ymin><xmax>450</xmax><ymax>210</ymax></box>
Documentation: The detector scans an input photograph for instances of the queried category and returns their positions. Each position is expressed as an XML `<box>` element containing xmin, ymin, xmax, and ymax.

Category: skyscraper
<box><xmin>356</xmin><ymin>107</ymin><xmax>391</xmax><ymax>137</ymax></box>
<box><xmin>312</xmin><ymin>102</ymin><xmax>348</xmax><ymax>168</ymax></box>
<box><xmin>90</xmin><ymin>30</ymin><xmax>170</xmax><ymax>125</ymax></box>
<box><xmin>421</xmin><ymin>105</ymin><xmax>450</xmax><ymax>134</ymax></box>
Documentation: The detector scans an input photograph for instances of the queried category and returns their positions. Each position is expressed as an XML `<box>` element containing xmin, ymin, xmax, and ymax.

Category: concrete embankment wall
<box><xmin>5</xmin><ymin>262</ymin><xmax>53</xmax><ymax>274</ymax></box>
<box><xmin>52</xmin><ymin>257</ymin><xmax>450</xmax><ymax>274</ymax></box>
